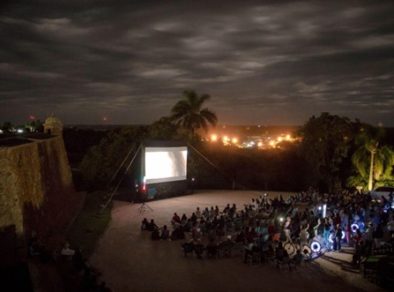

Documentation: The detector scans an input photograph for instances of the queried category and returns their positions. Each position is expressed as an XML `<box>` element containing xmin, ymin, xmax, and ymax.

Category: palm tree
<box><xmin>348</xmin><ymin>127</ymin><xmax>394</xmax><ymax>191</ymax></box>
<box><xmin>171</xmin><ymin>90</ymin><xmax>218</xmax><ymax>136</ymax></box>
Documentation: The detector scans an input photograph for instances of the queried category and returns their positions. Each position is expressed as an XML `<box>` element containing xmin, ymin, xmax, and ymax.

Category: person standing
<box><xmin>323</xmin><ymin>218</ymin><xmax>331</xmax><ymax>249</ymax></box>
<box><xmin>335</xmin><ymin>224</ymin><xmax>343</xmax><ymax>251</ymax></box>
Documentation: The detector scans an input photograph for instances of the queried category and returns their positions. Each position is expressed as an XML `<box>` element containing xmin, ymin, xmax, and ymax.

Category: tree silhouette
<box><xmin>171</xmin><ymin>90</ymin><xmax>217</xmax><ymax>136</ymax></box>
<box><xmin>299</xmin><ymin>112</ymin><xmax>355</xmax><ymax>192</ymax></box>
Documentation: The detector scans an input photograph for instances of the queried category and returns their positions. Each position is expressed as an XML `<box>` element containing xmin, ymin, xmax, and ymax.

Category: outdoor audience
<box><xmin>140</xmin><ymin>189</ymin><xmax>393</xmax><ymax>272</ymax></box>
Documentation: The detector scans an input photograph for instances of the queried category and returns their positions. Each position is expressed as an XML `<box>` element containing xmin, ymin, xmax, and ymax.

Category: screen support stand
<box><xmin>101</xmin><ymin>144</ymin><xmax>142</xmax><ymax>211</ymax></box>
<box><xmin>138</xmin><ymin>201</ymin><xmax>153</xmax><ymax>215</ymax></box>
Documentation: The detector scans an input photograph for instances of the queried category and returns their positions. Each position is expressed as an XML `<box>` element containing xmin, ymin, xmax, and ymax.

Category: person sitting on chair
<box><xmin>293</xmin><ymin>249</ymin><xmax>303</xmax><ymax>267</ymax></box>
<box><xmin>206</xmin><ymin>239</ymin><xmax>218</xmax><ymax>258</ymax></box>
<box><xmin>182</xmin><ymin>240</ymin><xmax>194</xmax><ymax>257</ymax></box>
<box><xmin>171</xmin><ymin>226</ymin><xmax>185</xmax><ymax>240</ymax></box>
<box><xmin>181</xmin><ymin>213</ymin><xmax>188</xmax><ymax>224</ymax></box>
<box><xmin>243</xmin><ymin>241</ymin><xmax>254</xmax><ymax>263</ymax></box>
<box><xmin>147</xmin><ymin>219</ymin><xmax>158</xmax><ymax>231</ymax></box>
<box><xmin>194</xmin><ymin>240</ymin><xmax>205</xmax><ymax>259</ymax></box>
<box><xmin>196</xmin><ymin>207</ymin><xmax>202</xmax><ymax>218</ymax></box>
<box><xmin>275</xmin><ymin>241</ymin><xmax>290</xmax><ymax>268</ymax></box>
<box><xmin>172</xmin><ymin>213</ymin><xmax>181</xmax><ymax>225</ymax></box>
<box><xmin>235</xmin><ymin>229</ymin><xmax>246</xmax><ymax>243</ymax></box>
<box><xmin>191</xmin><ymin>212</ymin><xmax>197</xmax><ymax>223</ymax></box>
<box><xmin>141</xmin><ymin>218</ymin><xmax>149</xmax><ymax>231</ymax></box>
<box><xmin>151</xmin><ymin>226</ymin><xmax>160</xmax><ymax>240</ymax></box>
<box><xmin>160</xmin><ymin>225</ymin><xmax>170</xmax><ymax>240</ymax></box>
<box><xmin>220</xmin><ymin>235</ymin><xmax>235</xmax><ymax>257</ymax></box>
<box><xmin>61</xmin><ymin>242</ymin><xmax>75</xmax><ymax>259</ymax></box>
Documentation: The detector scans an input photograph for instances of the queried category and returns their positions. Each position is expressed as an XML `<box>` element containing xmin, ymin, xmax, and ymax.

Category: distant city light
<box><xmin>17</xmin><ymin>129</ymin><xmax>24</xmax><ymax>134</ymax></box>
<box><xmin>222</xmin><ymin>136</ymin><xmax>230</xmax><ymax>144</ymax></box>
<box><xmin>206</xmin><ymin>129</ymin><xmax>299</xmax><ymax>149</ymax></box>
<box><xmin>210</xmin><ymin>134</ymin><xmax>218</xmax><ymax>142</ymax></box>
<box><xmin>0</xmin><ymin>129</ymin><xmax>3</xmax><ymax>134</ymax></box>
<box><xmin>29</xmin><ymin>115</ymin><xmax>36</xmax><ymax>120</ymax></box>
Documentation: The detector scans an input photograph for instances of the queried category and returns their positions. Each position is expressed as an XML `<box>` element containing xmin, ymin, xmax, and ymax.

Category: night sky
<box><xmin>1</xmin><ymin>0</ymin><xmax>393</xmax><ymax>126</ymax></box>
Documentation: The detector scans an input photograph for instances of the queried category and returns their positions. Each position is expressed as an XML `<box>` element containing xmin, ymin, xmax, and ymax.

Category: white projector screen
<box><xmin>144</xmin><ymin>146</ymin><xmax>187</xmax><ymax>184</ymax></box>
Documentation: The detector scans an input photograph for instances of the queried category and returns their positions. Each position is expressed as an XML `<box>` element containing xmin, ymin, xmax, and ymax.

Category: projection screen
<box><xmin>144</xmin><ymin>146</ymin><xmax>187</xmax><ymax>184</ymax></box>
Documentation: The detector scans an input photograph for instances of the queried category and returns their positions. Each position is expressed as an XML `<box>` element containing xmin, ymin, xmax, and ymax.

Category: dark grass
<box><xmin>67</xmin><ymin>191</ymin><xmax>111</xmax><ymax>257</ymax></box>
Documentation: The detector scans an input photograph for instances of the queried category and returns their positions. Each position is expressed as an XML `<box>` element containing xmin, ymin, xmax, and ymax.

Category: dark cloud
<box><xmin>0</xmin><ymin>0</ymin><xmax>393</xmax><ymax>125</ymax></box>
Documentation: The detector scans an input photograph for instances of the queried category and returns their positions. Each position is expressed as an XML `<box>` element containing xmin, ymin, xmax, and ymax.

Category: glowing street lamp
<box><xmin>210</xmin><ymin>134</ymin><xmax>218</xmax><ymax>142</ymax></box>
<box><xmin>231</xmin><ymin>137</ymin><xmax>238</xmax><ymax>144</ymax></box>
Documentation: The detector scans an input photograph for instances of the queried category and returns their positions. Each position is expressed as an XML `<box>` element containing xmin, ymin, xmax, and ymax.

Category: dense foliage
<box><xmin>73</xmin><ymin>93</ymin><xmax>394</xmax><ymax>193</ymax></box>
<box><xmin>79</xmin><ymin>126</ymin><xmax>148</xmax><ymax>189</ymax></box>
<box><xmin>347</xmin><ymin>126</ymin><xmax>394</xmax><ymax>191</ymax></box>
<box><xmin>298</xmin><ymin>112</ymin><xmax>359</xmax><ymax>192</ymax></box>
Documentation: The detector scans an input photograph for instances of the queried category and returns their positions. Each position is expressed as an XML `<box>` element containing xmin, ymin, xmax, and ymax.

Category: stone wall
<box><xmin>0</xmin><ymin>136</ymin><xmax>80</xmax><ymax>244</ymax></box>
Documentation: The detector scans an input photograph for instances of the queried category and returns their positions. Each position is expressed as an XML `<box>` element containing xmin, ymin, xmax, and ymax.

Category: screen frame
<box><xmin>143</xmin><ymin>146</ymin><xmax>188</xmax><ymax>184</ymax></box>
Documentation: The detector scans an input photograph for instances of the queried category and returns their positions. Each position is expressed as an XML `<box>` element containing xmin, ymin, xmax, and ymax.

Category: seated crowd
<box><xmin>141</xmin><ymin>189</ymin><xmax>394</xmax><ymax>271</ymax></box>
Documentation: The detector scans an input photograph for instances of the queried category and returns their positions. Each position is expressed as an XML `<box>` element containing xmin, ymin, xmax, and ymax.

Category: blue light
<box><xmin>310</xmin><ymin>241</ymin><xmax>321</xmax><ymax>253</ymax></box>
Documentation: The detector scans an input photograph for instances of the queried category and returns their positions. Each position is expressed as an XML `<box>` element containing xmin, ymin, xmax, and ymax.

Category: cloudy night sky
<box><xmin>1</xmin><ymin>0</ymin><xmax>393</xmax><ymax>126</ymax></box>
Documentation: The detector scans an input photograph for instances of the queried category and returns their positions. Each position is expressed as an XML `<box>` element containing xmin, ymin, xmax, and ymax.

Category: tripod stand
<box><xmin>138</xmin><ymin>201</ymin><xmax>153</xmax><ymax>215</ymax></box>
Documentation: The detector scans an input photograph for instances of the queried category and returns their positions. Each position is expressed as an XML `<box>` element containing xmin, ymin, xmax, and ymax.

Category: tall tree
<box><xmin>171</xmin><ymin>90</ymin><xmax>218</xmax><ymax>136</ymax></box>
<box><xmin>348</xmin><ymin>126</ymin><xmax>394</xmax><ymax>191</ymax></box>
<box><xmin>80</xmin><ymin>126</ymin><xmax>148</xmax><ymax>189</ymax></box>
<box><xmin>299</xmin><ymin>112</ymin><xmax>356</xmax><ymax>192</ymax></box>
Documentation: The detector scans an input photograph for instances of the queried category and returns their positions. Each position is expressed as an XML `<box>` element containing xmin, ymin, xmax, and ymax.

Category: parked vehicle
<box><xmin>370</xmin><ymin>186</ymin><xmax>394</xmax><ymax>202</ymax></box>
